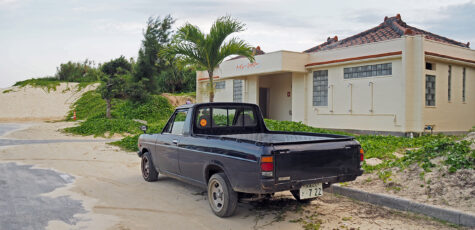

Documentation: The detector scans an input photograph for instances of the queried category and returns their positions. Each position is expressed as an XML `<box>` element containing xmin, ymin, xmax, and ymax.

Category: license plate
<box><xmin>299</xmin><ymin>183</ymin><xmax>323</xmax><ymax>199</ymax></box>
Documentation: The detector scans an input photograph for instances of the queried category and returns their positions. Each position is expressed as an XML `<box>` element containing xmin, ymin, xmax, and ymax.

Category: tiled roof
<box><xmin>304</xmin><ymin>14</ymin><xmax>470</xmax><ymax>53</ymax></box>
<box><xmin>229</xmin><ymin>46</ymin><xmax>265</xmax><ymax>60</ymax></box>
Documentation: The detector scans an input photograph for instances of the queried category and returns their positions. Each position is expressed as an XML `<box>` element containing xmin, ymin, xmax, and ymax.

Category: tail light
<box><xmin>360</xmin><ymin>148</ymin><xmax>364</xmax><ymax>162</ymax></box>
<box><xmin>261</xmin><ymin>156</ymin><xmax>274</xmax><ymax>177</ymax></box>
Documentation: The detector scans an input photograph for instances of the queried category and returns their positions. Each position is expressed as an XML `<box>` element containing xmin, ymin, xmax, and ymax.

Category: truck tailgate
<box><xmin>273</xmin><ymin>140</ymin><xmax>360</xmax><ymax>182</ymax></box>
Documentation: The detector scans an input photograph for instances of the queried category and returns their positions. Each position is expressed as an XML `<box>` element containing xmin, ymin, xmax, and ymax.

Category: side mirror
<box><xmin>140</xmin><ymin>125</ymin><xmax>148</xmax><ymax>133</ymax></box>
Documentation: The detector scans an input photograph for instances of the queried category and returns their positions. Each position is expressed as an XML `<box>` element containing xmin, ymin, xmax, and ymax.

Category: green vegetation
<box><xmin>2</xmin><ymin>89</ymin><xmax>14</xmax><ymax>94</ymax></box>
<box><xmin>13</xmin><ymin>77</ymin><xmax>61</xmax><ymax>92</ymax></box>
<box><xmin>56</xmin><ymin>60</ymin><xmax>103</xmax><ymax>82</ymax></box>
<box><xmin>400</xmin><ymin>138</ymin><xmax>474</xmax><ymax>173</ymax></box>
<box><xmin>65</xmin><ymin>86</ymin><xmax>172</xmax><ymax>150</ymax></box>
<box><xmin>64</xmin><ymin>118</ymin><xmax>142</xmax><ymax>137</ymax></box>
<box><xmin>66</xmin><ymin>91</ymin><xmax>106</xmax><ymax>120</ymax></box>
<box><xmin>163</xmin><ymin>15</ymin><xmax>254</xmax><ymax>102</ymax></box>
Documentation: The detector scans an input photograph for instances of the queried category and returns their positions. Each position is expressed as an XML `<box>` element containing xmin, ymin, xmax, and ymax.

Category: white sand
<box><xmin>0</xmin><ymin>83</ymin><xmax>97</xmax><ymax>122</ymax></box>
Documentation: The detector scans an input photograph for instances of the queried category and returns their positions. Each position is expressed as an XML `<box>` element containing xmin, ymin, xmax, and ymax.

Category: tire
<box><xmin>290</xmin><ymin>190</ymin><xmax>315</xmax><ymax>203</ymax></box>
<box><xmin>207</xmin><ymin>173</ymin><xmax>238</xmax><ymax>217</ymax></box>
<box><xmin>141</xmin><ymin>152</ymin><xmax>158</xmax><ymax>182</ymax></box>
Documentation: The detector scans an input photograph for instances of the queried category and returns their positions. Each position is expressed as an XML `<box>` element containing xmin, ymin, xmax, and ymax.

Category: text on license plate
<box><xmin>299</xmin><ymin>183</ymin><xmax>323</xmax><ymax>199</ymax></box>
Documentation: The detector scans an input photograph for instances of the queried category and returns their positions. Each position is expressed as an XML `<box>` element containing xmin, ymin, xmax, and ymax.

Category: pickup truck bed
<box><xmin>221</xmin><ymin>132</ymin><xmax>352</xmax><ymax>144</ymax></box>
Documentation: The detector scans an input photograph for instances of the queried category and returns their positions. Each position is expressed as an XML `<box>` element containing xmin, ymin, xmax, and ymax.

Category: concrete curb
<box><xmin>329</xmin><ymin>185</ymin><xmax>475</xmax><ymax>227</ymax></box>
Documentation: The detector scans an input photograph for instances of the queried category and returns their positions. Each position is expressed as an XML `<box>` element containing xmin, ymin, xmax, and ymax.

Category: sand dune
<box><xmin>0</xmin><ymin>83</ymin><xmax>97</xmax><ymax>122</ymax></box>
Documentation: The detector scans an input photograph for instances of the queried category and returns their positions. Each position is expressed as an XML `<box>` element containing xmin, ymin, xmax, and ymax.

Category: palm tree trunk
<box><xmin>208</xmin><ymin>70</ymin><xmax>214</xmax><ymax>102</ymax></box>
<box><xmin>106</xmin><ymin>98</ymin><xmax>111</xmax><ymax>119</ymax></box>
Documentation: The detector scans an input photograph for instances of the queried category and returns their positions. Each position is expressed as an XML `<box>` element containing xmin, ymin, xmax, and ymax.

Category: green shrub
<box><xmin>264</xmin><ymin>119</ymin><xmax>350</xmax><ymax>136</ymax></box>
<box><xmin>66</xmin><ymin>91</ymin><xmax>106</xmax><ymax>120</ymax></box>
<box><xmin>110</xmin><ymin>120</ymin><xmax>168</xmax><ymax>151</ymax></box>
<box><xmin>64</xmin><ymin>118</ymin><xmax>142</xmax><ymax>137</ymax></box>
<box><xmin>400</xmin><ymin>138</ymin><xmax>474</xmax><ymax>173</ymax></box>
<box><xmin>113</xmin><ymin>95</ymin><xmax>174</xmax><ymax>123</ymax></box>
<box><xmin>14</xmin><ymin>77</ymin><xmax>61</xmax><ymax>92</ymax></box>
<box><xmin>110</xmin><ymin>135</ymin><xmax>140</xmax><ymax>152</ymax></box>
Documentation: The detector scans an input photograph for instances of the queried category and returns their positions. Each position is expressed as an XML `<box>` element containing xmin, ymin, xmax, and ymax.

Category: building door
<box><xmin>259</xmin><ymin>88</ymin><xmax>269</xmax><ymax>118</ymax></box>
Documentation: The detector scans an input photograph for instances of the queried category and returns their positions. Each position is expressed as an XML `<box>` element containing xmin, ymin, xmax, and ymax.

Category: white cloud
<box><xmin>0</xmin><ymin>0</ymin><xmax>473</xmax><ymax>88</ymax></box>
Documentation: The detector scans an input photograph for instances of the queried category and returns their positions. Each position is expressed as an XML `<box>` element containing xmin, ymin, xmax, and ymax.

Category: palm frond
<box><xmin>176</xmin><ymin>23</ymin><xmax>206</xmax><ymax>45</ymax></box>
<box><xmin>215</xmin><ymin>37</ymin><xmax>255</xmax><ymax>66</ymax></box>
<box><xmin>207</xmin><ymin>16</ymin><xmax>245</xmax><ymax>61</ymax></box>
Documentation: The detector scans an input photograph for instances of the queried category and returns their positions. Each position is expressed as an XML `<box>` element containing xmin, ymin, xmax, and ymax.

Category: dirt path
<box><xmin>0</xmin><ymin>122</ymin><xmax>465</xmax><ymax>230</ymax></box>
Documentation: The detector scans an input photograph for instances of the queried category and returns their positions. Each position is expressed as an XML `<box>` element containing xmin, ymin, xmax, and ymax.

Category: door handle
<box><xmin>172</xmin><ymin>140</ymin><xmax>179</xmax><ymax>145</ymax></box>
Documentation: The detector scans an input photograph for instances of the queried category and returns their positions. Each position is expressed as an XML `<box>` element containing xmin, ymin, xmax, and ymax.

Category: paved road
<box><xmin>0</xmin><ymin>162</ymin><xmax>85</xmax><ymax>230</ymax></box>
<box><xmin>0</xmin><ymin>123</ymin><xmax>23</xmax><ymax>136</ymax></box>
<box><xmin>0</xmin><ymin>123</ymin><xmax>114</xmax><ymax>147</ymax></box>
<box><xmin>0</xmin><ymin>138</ymin><xmax>111</xmax><ymax>146</ymax></box>
<box><xmin>0</xmin><ymin>123</ymin><xmax>99</xmax><ymax>229</ymax></box>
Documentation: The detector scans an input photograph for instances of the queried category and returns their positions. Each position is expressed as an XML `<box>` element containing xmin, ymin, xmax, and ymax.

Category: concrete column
<box><xmin>292</xmin><ymin>72</ymin><xmax>306</xmax><ymax>122</ymax></box>
<box><xmin>245</xmin><ymin>75</ymin><xmax>259</xmax><ymax>104</ymax></box>
<box><xmin>403</xmin><ymin>35</ymin><xmax>425</xmax><ymax>133</ymax></box>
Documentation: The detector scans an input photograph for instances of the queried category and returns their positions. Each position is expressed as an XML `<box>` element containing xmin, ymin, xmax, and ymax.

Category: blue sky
<box><xmin>0</xmin><ymin>0</ymin><xmax>474</xmax><ymax>88</ymax></box>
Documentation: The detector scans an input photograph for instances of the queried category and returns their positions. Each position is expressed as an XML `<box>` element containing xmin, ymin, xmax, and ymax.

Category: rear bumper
<box><xmin>260</xmin><ymin>171</ymin><xmax>362</xmax><ymax>193</ymax></box>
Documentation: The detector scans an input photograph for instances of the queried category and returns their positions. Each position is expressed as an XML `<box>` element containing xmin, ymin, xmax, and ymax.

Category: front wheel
<box><xmin>141</xmin><ymin>152</ymin><xmax>158</xmax><ymax>182</ymax></box>
<box><xmin>207</xmin><ymin>173</ymin><xmax>238</xmax><ymax>217</ymax></box>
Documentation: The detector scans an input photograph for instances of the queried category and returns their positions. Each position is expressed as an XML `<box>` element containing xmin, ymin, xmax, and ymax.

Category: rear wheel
<box><xmin>207</xmin><ymin>173</ymin><xmax>238</xmax><ymax>217</ymax></box>
<box><xmin>141</xmin><ymin>152</ymin><xmax>158</xmax><ymax>182</ymax></box>
<box><xmin>290</xmin><ymin>190</ymin><xmax>315</xmax><ymax>203</ymax></box>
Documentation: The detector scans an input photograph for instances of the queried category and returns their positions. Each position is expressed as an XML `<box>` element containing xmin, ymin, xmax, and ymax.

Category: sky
<box><xmin>0</xmin><ymin>0</ymin><xmax>474</xmax><ymax>88</ymax></box>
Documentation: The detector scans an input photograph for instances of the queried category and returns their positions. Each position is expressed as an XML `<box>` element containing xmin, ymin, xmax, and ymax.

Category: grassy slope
<box><xmin>65</xmin><ymin>90</ymin><xmax>173</xmax><ymax>138</ymax></box>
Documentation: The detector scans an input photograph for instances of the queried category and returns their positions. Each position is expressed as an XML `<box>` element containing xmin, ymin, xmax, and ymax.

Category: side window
<box><xmin>165</xmin><ymin>110</ymin><xmax>188</xmax><ymax>135</ymax></box>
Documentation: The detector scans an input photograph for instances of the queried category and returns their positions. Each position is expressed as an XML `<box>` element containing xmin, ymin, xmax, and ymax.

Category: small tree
<box><xmin>99</xmin><ymin>56</ymin><xmax>132</xmax><ymax>118</ymax></box>
<box><xmin>134</xmin><ymin>15</ymin><xmax>175</xmax><ymax>93</ymax></box>
<box><xmin>164</xmin><ymin>16</ymin><xmax>254</xmax><ymax>102</ymax></box>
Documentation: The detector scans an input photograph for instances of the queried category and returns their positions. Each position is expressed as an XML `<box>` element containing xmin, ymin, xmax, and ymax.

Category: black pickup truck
<box><xmin>137</xmin><ymin>102</ymin><xmax>363</xmax><ymax>217</ymax></box>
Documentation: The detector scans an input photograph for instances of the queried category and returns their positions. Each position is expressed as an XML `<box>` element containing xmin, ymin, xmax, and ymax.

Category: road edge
<box><xmin>328</xmin><ymin>185</ymin><xmax>475</xmax><ymax>227</ymax></box>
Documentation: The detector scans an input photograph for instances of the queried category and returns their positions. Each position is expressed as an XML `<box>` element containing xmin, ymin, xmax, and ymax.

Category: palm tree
<box><xmin>164</xmin><ymin>16</ymin><xmax>254</xmax><ymax>102</ymax></box>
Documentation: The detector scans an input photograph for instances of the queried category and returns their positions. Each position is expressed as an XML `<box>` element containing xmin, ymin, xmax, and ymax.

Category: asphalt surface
<box><xmin>0</xmin><ymin>123</ymin><xmax>96</xmax><ymax>229</ymax></box>
<box><xmin>0</xmin><ymin>138</ymin><xmax>111</xmax><ymax>147</ymax></box>
<box><xmin>0</xmin><ymin>162</ymin><xmax>85</xmax><ymax>230</ymax></box>
<box><xmin>0</xmin><ymin>123</ymin><xmax>22</xmax><ymax>136</ymax></box>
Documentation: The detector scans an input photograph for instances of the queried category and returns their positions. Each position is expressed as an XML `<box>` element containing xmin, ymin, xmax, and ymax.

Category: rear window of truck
<box><xmin>193</xmin><ymin>105</ymin><xmax>260</xmax><ymax>135</ymax></box>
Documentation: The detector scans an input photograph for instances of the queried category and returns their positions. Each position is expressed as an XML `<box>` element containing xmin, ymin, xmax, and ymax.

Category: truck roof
<box><xmin>176</xmin><ymin>102</ymin><xmax>259</xmax><ymax>110</ymax></box>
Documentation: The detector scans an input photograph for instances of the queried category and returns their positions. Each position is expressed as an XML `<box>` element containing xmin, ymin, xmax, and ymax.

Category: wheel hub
<box><xmin>209</xmin><ymin>180</ymin><xmax>224</xmax><ymax>212</ymax></box>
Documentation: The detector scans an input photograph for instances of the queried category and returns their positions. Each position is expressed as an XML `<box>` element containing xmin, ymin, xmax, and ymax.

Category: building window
<box><xmin>426</xmin><ymin>75</ymin><xmax>436</xmax><ymax>106</ymax></box>
<box><xmin>207</xmin><ymin>81</ymin><xmax>226</xmax><ymax>89</ymax></box>
<box><xmin>313</xmin><ymin>70</ymin><xmax>328</xmax><ymax>106</ymax></box>
<box><xmin>215</xmin><ymin>81</ymin><xmax>225</xmax><ymax>89</ymax></box>
<box><xmin>463</xmin><ymin>67</ymin><xmax>466</xmax><ymax>102</ymax></box>
<box><xmin>426</xmin><ymin>62</ymin><xmax>435</xmax><ymax>70</ymax></box>
<box><xmin>233</xmin><ymin>80</ymin><xmax>243</xmax><ymax>102</ymax></box>
<box><xmin>448</xmin><ymin>65</ymin><xmax>451</xmax><ymax>102</ymax></box>
<box><xmin>344</xmin><ymin>63</ymin><xmax>392</xmax><ymax>79</ymax></box>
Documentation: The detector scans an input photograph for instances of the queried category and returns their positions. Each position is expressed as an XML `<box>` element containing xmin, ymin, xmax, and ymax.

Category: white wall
<box><xmin>305</xmin><ymin>58</ymin><xmax>406</xmax><ymax>132</ymax></box>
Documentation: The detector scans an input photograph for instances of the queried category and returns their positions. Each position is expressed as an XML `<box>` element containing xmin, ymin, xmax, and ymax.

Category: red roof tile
<box><xmin>229</xmin><ymin>46</ymin><xmax>265</xmax><ymax>60</ymax></box>
<box><xmin>304</xmin><ymin>14</ymin><xmax>470</xmax><ymax>53</ymax></box>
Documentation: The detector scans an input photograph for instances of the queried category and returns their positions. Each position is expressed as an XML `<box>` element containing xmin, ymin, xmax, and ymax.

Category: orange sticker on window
<box><xmin>200</xmin><ymin>119</ymin><xmax>207</xmax><ymax>127</ymax></box>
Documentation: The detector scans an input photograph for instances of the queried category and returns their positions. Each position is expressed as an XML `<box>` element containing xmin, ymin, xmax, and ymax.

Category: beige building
<box><xmin>196</xmin><ymin>15</ymin><xmax>475</xmax><ymax>135</ymax></box>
